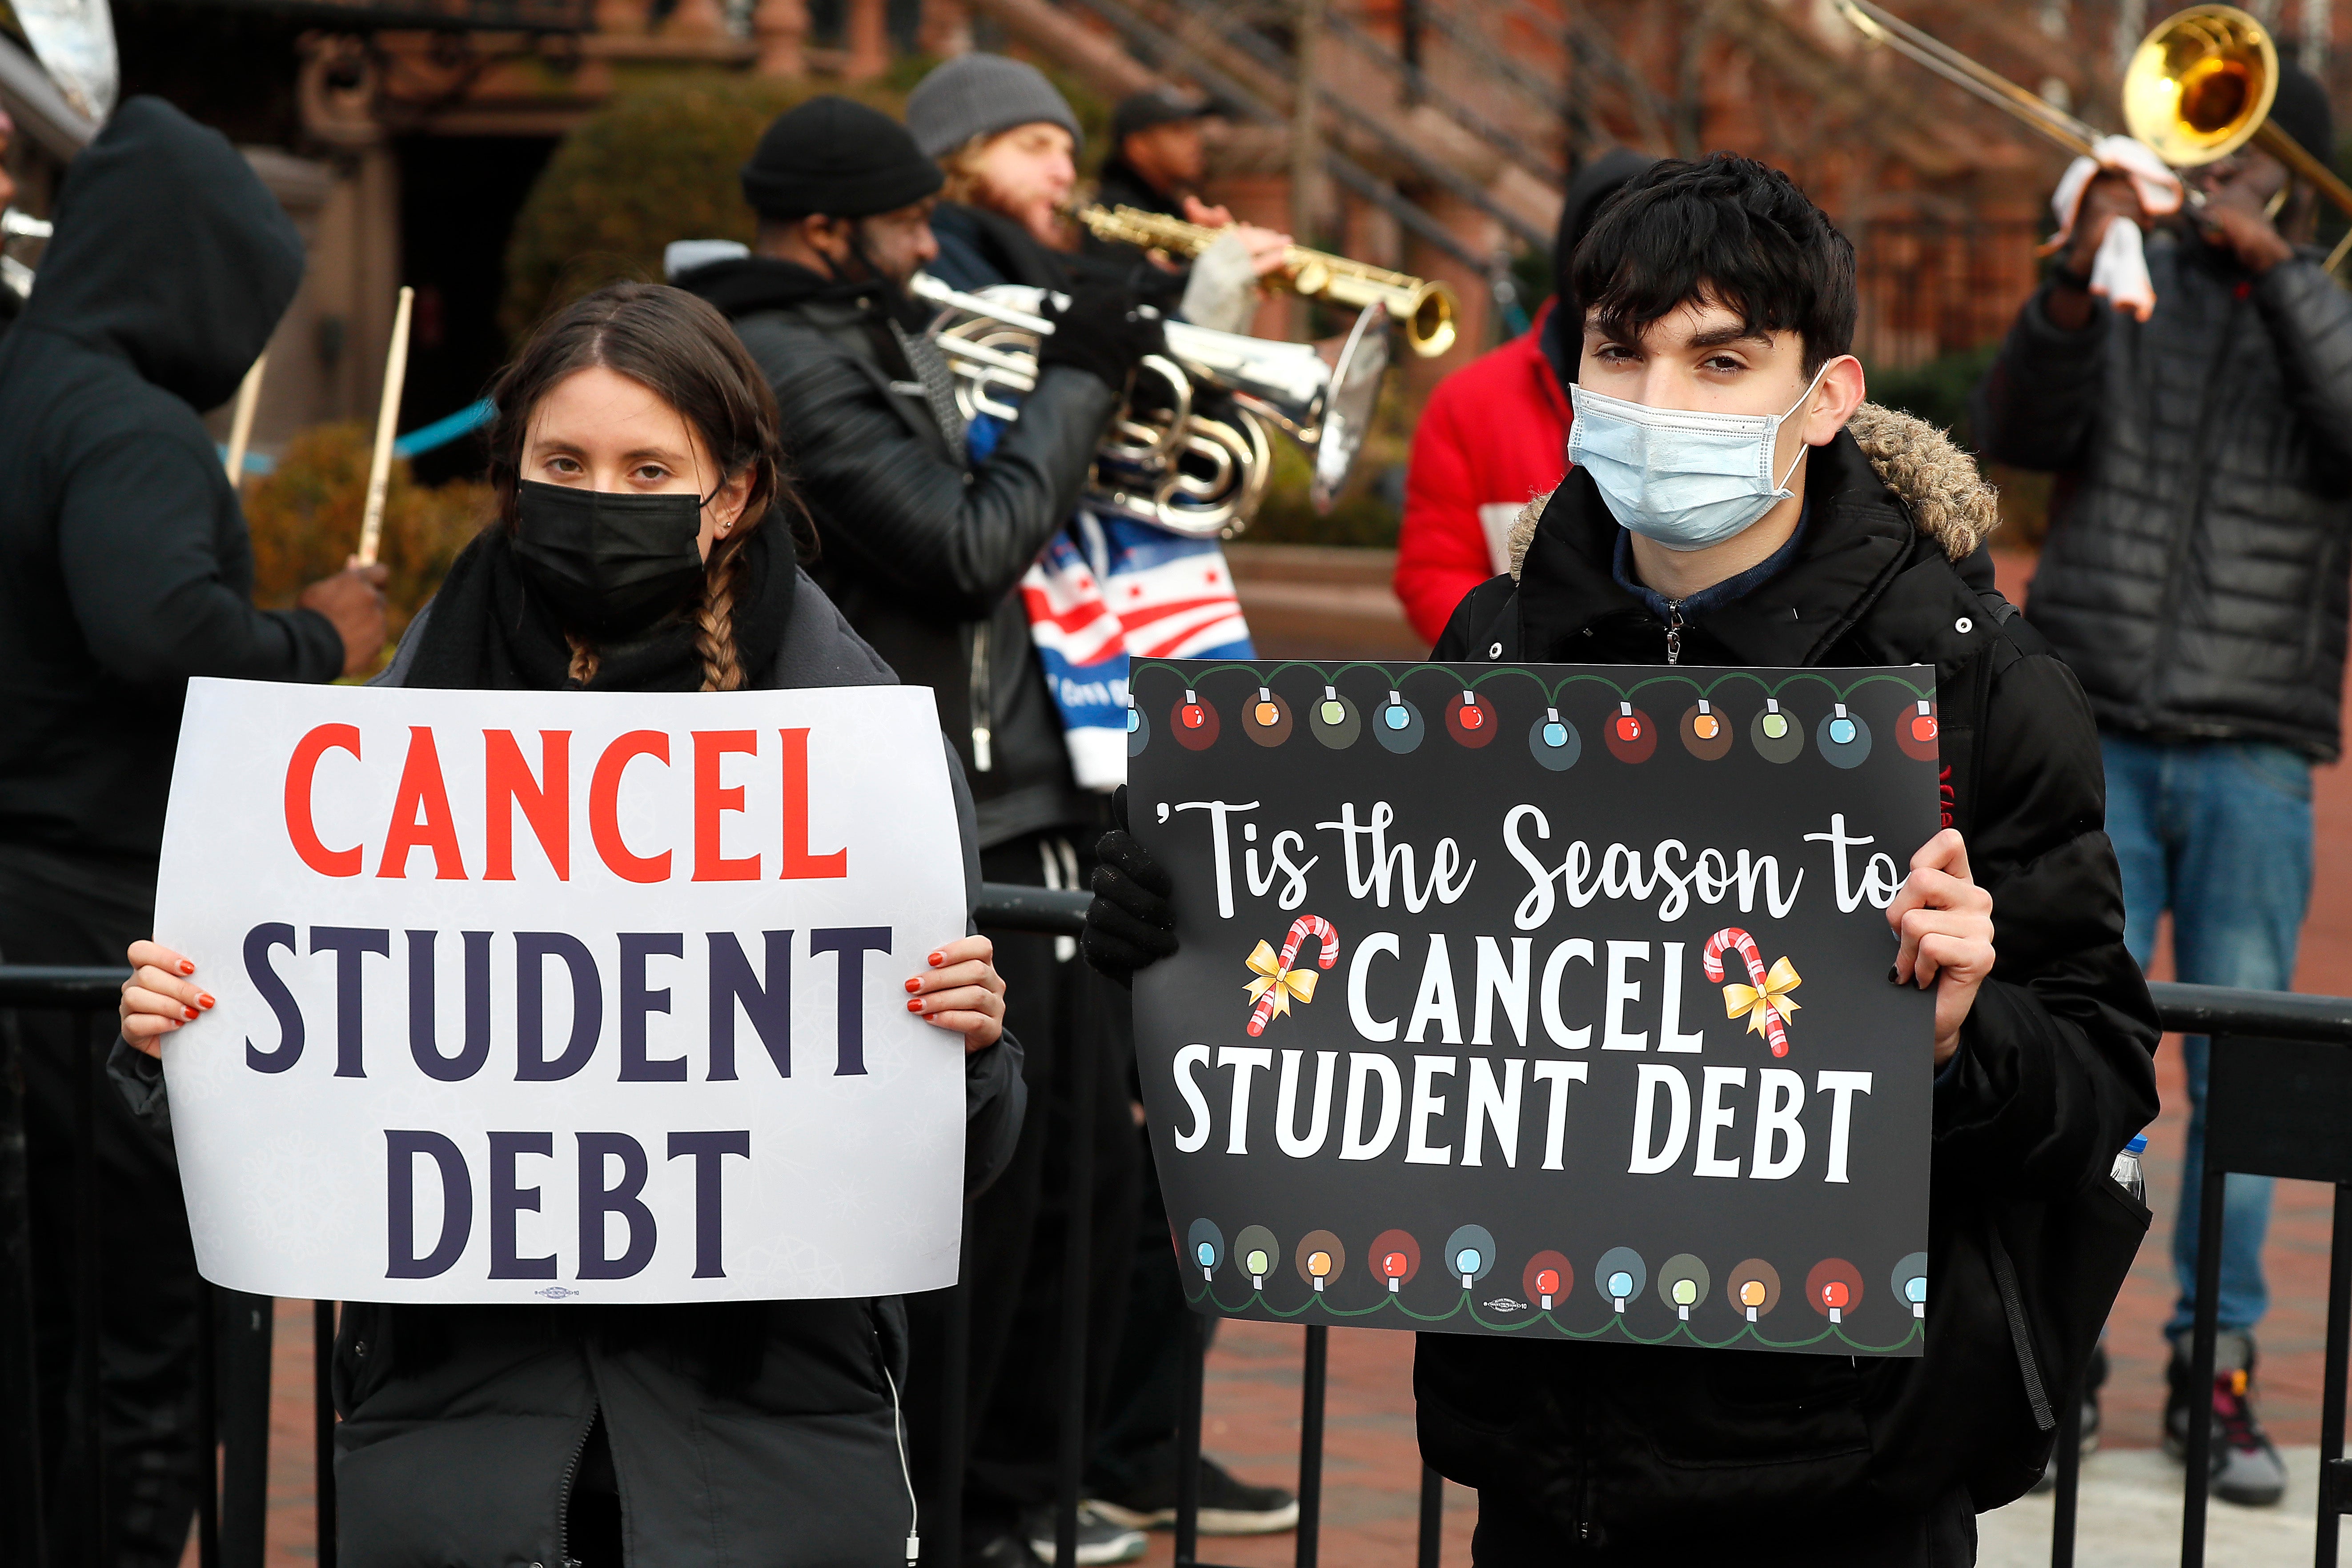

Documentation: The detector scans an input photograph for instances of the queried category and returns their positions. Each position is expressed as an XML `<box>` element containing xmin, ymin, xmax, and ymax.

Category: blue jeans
<box><xmin>2101</xmin><ymin>736</ymin><xmax>2313</xmax><ymax>1344</ymax></box>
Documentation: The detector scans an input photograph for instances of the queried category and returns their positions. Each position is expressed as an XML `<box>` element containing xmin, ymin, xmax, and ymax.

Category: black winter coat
<box><xmin>681</xmin><ymin>256</ymin><xmax>1111</xmax><ymax>849</ymax></box>
<box><xmin>341</xmin><ymin>572</ymin><xmax>1026</xmax><ymax>1567</ymax></box>
<box><xmin>1417</xmin><ymin>409</ymin><xmax>2159</xmax><ymax>1546</ymax></box>
<box><xmin>1972</xmin><ymin>235</ymin><xmax>2352</xmax><ymax>759</ymax></box>
<box><xmin>0</xmin><ymin>97</ymin><xmax>338</xmax><ymax>863</ymax></box>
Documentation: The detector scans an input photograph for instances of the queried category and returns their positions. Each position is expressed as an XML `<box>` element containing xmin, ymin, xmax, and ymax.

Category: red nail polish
<box><xmin>907</xmin><ymin>999</ymin><xmax>924</xmax><ymax>1013</ymax></box>
<box><xmin>928</xmin><ymin>952</ymin><xmax>945</xmax><ymax>967</ymax></box>
<box><xmin>178</xmin><ymin>961</ymin><xmax>195</xmax><ymax>975</ymax></box>
<box><xmin>905</xmin><ymin>977</ymin><xmax>921</xmax><ymax>993</ymax></box>
<box><xmin>183</xmin><ymin>1007</ymin><xmax>199</xmax><ymax>1021</ymax></box>
<box><xmin>198</xmin><ymin>994</ymin><xmax>215</xmax><ymax>1010</ymax></box>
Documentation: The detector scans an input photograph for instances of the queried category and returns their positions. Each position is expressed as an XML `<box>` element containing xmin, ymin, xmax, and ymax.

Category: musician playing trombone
<box><xmin>1971</xmin><ymin>58</ymin><xmax>2352</xmax><ymax>1511</ymax></box>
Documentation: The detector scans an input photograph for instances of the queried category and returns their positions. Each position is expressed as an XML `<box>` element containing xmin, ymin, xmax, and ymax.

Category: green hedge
<box><xmin>501</xmin><ymin>74</ymin><xmax>908</xmax><ymax>342</ymax></box>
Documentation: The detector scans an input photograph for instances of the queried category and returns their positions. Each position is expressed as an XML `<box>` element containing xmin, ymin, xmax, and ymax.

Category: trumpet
<box><xmin>1838</xmin><ymin>1</ymin><xmax>2352</xmax><ymax>271</ymax></box>
<box><xmin>908</xmin><ymin>271</ymin><xmax>1391</xmax><ymax>538</ymax></box>
<box><xmin>1075</xmin><ymin>203</ymin><xmax>1460</xmax><ymax>359</ymax></box>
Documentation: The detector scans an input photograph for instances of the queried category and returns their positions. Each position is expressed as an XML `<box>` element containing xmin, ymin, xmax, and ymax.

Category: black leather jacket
<box><xmin>1972</xmin><ymin>235</ymin><xmax>2352</xmax><ymax>759</ymax></box>
<box><xmin>683</xmin><ymin>257</ymin><xmax>1114</xmax><ymax>846</ymax></box>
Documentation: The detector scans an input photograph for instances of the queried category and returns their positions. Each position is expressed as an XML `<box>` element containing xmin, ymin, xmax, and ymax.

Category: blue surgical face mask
<box><xmin>1566</xmin><ymin>361</ymin><xmax>1831</xmax><ymax>552</ymax></box>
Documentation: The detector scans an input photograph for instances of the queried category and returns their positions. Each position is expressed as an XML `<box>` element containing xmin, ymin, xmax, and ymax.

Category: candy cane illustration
<box><xmin>1246</xmin><ymin>915</ymin><xmax>1341</xmax><ymax>1036</ymax></box>
<box><xmin>1703</xmin><ymin>926</ymin><xmax>1800</xmax><ymax>1057</ymax></box>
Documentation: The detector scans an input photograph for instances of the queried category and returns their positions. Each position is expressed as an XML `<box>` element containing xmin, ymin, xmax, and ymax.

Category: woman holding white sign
<box><xmin>115</xmin><ymin>282</ymin><xmax>1023</xmax><ymax>1567</ymax></box>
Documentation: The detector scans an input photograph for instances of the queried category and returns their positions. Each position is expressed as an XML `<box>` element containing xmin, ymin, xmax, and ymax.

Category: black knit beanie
<box><xmin>740</xmin><ymin>95</ymin><xmax>944</xmax><ymax>222</ymax></box>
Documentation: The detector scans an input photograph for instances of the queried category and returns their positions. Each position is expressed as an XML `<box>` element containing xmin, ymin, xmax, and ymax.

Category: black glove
<box><xmin>1036</xmin><ymin>275</ymin><xmax>1166</xmax><ymax>393</ymax></box>
<box><xmin>1082</xmin><ymin>786</ymin><xmax>1179</xmax><ymax>987</ymax></box>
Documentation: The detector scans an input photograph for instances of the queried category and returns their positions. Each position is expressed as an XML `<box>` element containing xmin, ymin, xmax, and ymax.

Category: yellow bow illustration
<box><xmin>1244</xmin><ymin>939</ymin><xmax>1320</xmax><ymax>1021</ymax></box>
<box><xmin>1721</xmin><ymin>956</ymin><xmax>1802</xmax><ymax>1038</ymax></box>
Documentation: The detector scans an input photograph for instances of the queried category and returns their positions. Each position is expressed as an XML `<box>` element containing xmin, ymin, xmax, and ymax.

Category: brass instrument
<box><xmin>1</xmin><ymin>209</ymin><xmax>52</xmax><ymax>300</ymax></box>
<box><xmin>1</xmin><ymin>0</ymin><xmax>109</xmax><ymax>301</ymax></box>
<box><xmin>1076</xmin><ymin>203</ymin><xmax>1460</xmax><ymax>359</ymax></box>
<box><xmin>1837</xmin><ymin>1</ymin><xmax>2352</xmax><ymax>272</ymax></box>
<box><xmin>2123</xmin><ymin>5</ymin><xmax>2352</xmax><ymax>270</ymax></box>
<box><xmin>909</xmin><ymin>271</ymin><xmax>1391</xmax><ymax>537</ymax></box>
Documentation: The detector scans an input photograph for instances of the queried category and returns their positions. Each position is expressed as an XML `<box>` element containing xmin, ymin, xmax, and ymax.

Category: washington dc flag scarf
<box><xmin>1022</xmin><ymin>509</ymin><xmax>1254</xmax><ymax>790</ymax></box>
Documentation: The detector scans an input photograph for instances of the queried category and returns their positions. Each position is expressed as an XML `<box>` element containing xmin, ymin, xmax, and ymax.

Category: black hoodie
<box><xmin>0</xmin><ymin>96</ymin><xmax>339</xmax><ymax>864</ymax></box>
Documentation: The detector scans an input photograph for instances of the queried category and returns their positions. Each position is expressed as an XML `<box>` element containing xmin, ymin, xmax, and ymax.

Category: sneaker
<box><xmin>1089</xmin><ymin>1456</ymin><xmax>1300</xmax><ymax>1535</ymax></box>
<box><xmin>1020</xmin><ymin>1502</ymin><xmax>1148</xmax><ymax>1566</ymax></box>
<box><xmin>969</xmin><ymin>1529</ymin><xmax>1045</xmax><ymax>1568</ymax></box>
<box><xmin>2163</xmin><ymin>1334</ymin><xmax>2288</xmax><ymax>1508</ymax></box>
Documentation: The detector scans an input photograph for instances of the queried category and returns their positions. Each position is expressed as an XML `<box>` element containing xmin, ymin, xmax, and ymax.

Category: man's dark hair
<box><xmin>1569</xmin><ymin>153</ymin><xmax>1856</xmax><ymax>374</ymax></box>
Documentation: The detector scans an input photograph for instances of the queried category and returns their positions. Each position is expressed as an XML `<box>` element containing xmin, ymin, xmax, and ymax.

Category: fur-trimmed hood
<box><xmin>1505</xmin><ymin>401</ymin><xmax>1999</xmax><ymax>580</ymax></box>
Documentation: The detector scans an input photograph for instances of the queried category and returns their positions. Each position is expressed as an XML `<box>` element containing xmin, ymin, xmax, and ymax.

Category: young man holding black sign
<box><xmin>1084</xmin><ymin>155</ymin><xmax>2160</xmax><ymax>1562</ymax></box>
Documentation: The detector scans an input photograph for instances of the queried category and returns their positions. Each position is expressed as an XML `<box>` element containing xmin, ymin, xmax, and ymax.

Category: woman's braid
<box><xmin>695</xmin><ymin>533</ymin><xmax>749</xmax><ymax>692</ymax></box>
<box><xmin>566</xmin><ymin>635</ymin><xmax>601</xmax><ymax>689</ymax></box>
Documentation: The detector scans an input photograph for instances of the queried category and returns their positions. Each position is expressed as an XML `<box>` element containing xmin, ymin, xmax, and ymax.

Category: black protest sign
<box><xmin>1128</xmin><ymin>660</ymin><xmax>1943</xmax><ymax>1357</ymax></box>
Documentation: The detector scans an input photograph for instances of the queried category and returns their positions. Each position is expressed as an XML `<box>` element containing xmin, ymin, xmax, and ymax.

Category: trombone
<box><xmin>1837</xmin><ymin>1</ymin><xmax>2352</xmax><ymax>272</ymax></box>
<box><xmin>1073</xmin><ymin>203</ymin><xmax>1460</xmax><ymax>359</ymax></box>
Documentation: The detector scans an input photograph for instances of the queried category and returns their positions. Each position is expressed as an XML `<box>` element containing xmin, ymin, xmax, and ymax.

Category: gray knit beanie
<box><xmin>906</xmin><ymin>53</ymin><xmax>1081</xmax><ymax>159</ymax></box>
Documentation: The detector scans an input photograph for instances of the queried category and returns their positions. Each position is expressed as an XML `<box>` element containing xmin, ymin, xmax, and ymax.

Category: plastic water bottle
<box><xmin>2111</xmin><ymin>1134</ymin><xmax>2147</xmax><ymax>1203</ymax></box>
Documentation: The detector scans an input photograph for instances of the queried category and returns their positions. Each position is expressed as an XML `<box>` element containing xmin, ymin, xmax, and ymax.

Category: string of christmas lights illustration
<box><xmin>1134</xmin><ymin>658</ymin><xmax>1938</xmax><ymax>706</ymax></box>
<box><xmin>1177</xmin><ymin>1220</ymin><xmax>1929</xmax><ymax>1352</ymax></box>
<box><xmin>1138</xmin><ymin>663</ymin><xmax>1939</xmax><ymax>765</ymax></box>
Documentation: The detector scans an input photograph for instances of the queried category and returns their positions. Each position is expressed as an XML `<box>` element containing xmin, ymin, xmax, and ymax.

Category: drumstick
<box><xmin>355</xmin><ymin>286</ymin><xmax>414</xmax><ymax>568</ymax></box>
<box><xmin>222</xmin><ymin>353</ymin><xmax>267</xmax><ymax>487</ymax></box>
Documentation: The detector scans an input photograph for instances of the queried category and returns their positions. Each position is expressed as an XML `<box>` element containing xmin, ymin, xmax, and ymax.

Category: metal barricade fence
<box><xmin>6</xmin><ymin>912</ymin><xmax>2350</xmax><ymax>1567</ymax></box>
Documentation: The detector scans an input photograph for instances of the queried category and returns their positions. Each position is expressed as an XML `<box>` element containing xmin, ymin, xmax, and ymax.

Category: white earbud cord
<box><xmin>885</xmin><ymin>1366</ymin><xmax>920</xmax><ymax>1566</ymax></box>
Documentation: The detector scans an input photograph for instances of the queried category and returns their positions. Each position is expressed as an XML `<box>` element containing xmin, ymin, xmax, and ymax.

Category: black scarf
<box><xmin>402</xmin><ymin>523</ymin><xmax>795</xmax><ymax>693</ymax></box>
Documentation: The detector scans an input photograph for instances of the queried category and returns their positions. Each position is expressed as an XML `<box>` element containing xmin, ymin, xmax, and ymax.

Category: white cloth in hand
<box><xmin>2047</xmin><ymin>135</ymin><xmax>2182</xmax><ymax>323</ymax></box>
<box><xmin>2087</xmin><ymin>217</ymin><xmax>2158</xmax><ymax>321</ymax></box>
<box><xmin>1177</xmin><ymin>229</ymin><xmax>1261</xmax><ymax>335</ymax></box>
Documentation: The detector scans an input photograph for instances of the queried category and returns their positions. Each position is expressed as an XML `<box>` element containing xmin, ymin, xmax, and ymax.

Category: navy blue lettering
<box><xmin>515</xmin><ymin>932</ymin><xmax>601</xmax><ymax>1081</ymax></box>
<box><xmin>243</xmin><ymin>922</ymin><xmax>303</xmax><ymax>1073</ymax></box>
<box><xmin>808</xmin><ymin>926</ymin><xmax>891</xmax><ymax>1076</ymax></box>
<box><xmin>706</xmin><ymin>931</ymin><xmax>792</xmax><ymax>1081</ymax></box>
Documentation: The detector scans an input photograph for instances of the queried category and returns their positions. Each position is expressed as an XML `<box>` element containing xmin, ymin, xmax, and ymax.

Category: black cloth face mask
<box><xmin>511</xmin><ymin>479</ymin><xmax>710</xmax><ymax>638</ymax></box>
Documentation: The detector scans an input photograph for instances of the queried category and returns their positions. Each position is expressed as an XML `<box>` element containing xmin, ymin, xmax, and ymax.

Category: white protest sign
<box><xmin>153</xmin><ymin>677</ymin><xmax>970</xmax><ymax>1305</ymax></box>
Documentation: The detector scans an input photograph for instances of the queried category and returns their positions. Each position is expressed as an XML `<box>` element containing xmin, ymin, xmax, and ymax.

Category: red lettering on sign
<box><xmin>486</xmin><ymin>730</ymin><xmax>570</xmax><ymax>881</ymax></box>
<box><xmin>285</xmin><ymin>724</ymin><xmax>363</xmax><ymax>878</ymax></box>
<box><xmin>378</xmin><ymin>727</ymin><xmax>468</xmax><ymax>880</ymax></box>
<box><xmin>590</xmin><ymin>731</ymin><xmax>671</xmax><ymax>883</ymax></box>
<box><xmin>694</xmin><ymin>730</ymin><xmax>761</xmax><ymax>882</ymax></box>
<box><xmin>778</xmin><ymin>728</ymin><xmax>847</xmax><ymax>880</ymax></box>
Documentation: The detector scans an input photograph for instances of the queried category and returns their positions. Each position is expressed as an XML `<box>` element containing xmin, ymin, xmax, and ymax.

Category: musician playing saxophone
<box><xmin>906</xmin><ymin>54</ymin><xmax>1288</xmax><ymax>333</ymax></box>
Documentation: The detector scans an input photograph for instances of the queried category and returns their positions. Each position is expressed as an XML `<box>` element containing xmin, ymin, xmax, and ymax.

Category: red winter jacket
<box><xmin>1393</xmin><ymin>298</ymin><xmax>1573</xmax><ymax>645</ymax></box>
